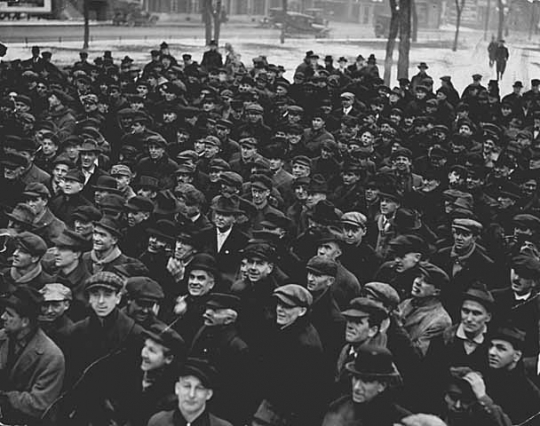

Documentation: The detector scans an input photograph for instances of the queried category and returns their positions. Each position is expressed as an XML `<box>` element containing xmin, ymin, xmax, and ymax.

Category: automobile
<box><xmin>112</xmin><ymin>2</ymin><xmax>158</xmax><ymax>26</ymax></box>
<box><xmin>258</xmin><ymin>8</ymin><xmax>331</xmax><ymax>38</ymax></box>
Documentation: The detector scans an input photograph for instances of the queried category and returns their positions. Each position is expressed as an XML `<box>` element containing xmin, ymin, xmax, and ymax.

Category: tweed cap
<box><xmin>306</xmin><ymin>255</ymin><xmax>338</xmax><ymax>277</ymax></box>
<box><xmin>85</xmin><ymin>271</ymin><xmax>124</xmax><ymax>293</ymax></box>
<box><xmin>273</xmin><ymin>284</ymin><xmax>313</xmax><ymax>308</ymax></box>
<box><xmin>14</xmin><ymin>232</ymin><xmax>47</xmax><ymax>257</ymax></box>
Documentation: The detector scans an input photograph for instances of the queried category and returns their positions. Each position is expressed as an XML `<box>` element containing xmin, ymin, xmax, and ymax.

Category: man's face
<box><xmin>488</xmin><ymin>339</ymin><xmax>521</xmax><ymax>369</ymax></box>
<box><xmin>268</xmin><ymin>158</ymin><xmax>283</xmax><ymax>172</ymax></box>
<box><xmin>213</xmin><ymin>211</ymin><xmax>235</xmax><ymax>231</ymax></box>
<box><xmin>80</xmin><ymin>151</ymin><xmax>97</xmax><ymax>169</ymax></box>
<box><xmin>306</xmin><ymin>192</ymin><xmax>325</xmax><ymax>209</ymax></box>
<box><xmin>510</xmin><ymin>268</ymin><xmax>536</xmax><ymax>296</ymax></box>
<box><xmin>292</xmin><ymin>163</ymin><xmax>310</xmax><ymax>178</ymax></box>
<box><xmin>188</xmin><ymin>269</ymin><xmax>214</xmax><ymax>297</ymax></box>
<box><xmin>411</xmin><ymin>275</ymin><xmax>439</xmax><ymax>298</ymax></box>
<box><xmin>93</xmin><ymin>226</ymin><xmax>117</xmax><ymax>253</ymax></box>
<box><xmin>365</xmin><ymin>187</ymin><xmax>379</xmax><ymax>202</ymax></box>
<box><xmin>42</xmin><ymin>138</ymin><xmax>58</xmax><ymax>156</ymax></box>
<box><xmin>141</xmin><ymin>338</ymin><xmax>171</xmax><ymax>372</ymax></box>
<box><xmin>88</xmin><ymin>287</ymin><xmax>121</xmax><ymax>317</ymax></box>
<box><xmin>12</xmin><ymin>248</ymin><xmax>36</xmax><ymax>269</ymax></box>
<box><xmin>147</xmin><ymin>235</ymin><xmax>168</xmax><ymax>254</ymax></box>
<box><xmin>240</xmin><ymin>145</ymin><xmax>257</xmax><ymax>161</ymax></box>
<box><xmin>54</xmin><ymin>246</ymin><xmax>79</xmax><ymax>269</ymax></box>
<box><xmin>148</xmin><ymin>144</ymin><xmax>165</xmax><ymax>160</ymax></box>
<box><xmin>343</xmin><ymin>224</ymin><xmax>365</xmax><ymax>245</ymax></box>
<box><xmin>352</xmin><ymin>377</ymin><xmax>386</xmax><ymax>404</ymax></box>
<box><xmin>294</xmin><ymin>185</ymin><xmax>308</xmax><ymax>201</ymax></box>
<box><xmin>445</xmin><ymin>383</ymin><xmax>476</xmax><ymax>415</ymax></box>
<box><xmin>317</xmin><ymin>242</ymin><xmax>341</xmax><ymax>261</ymax></box>
<box><xmin>460</xmin><ymin>300</ymin><xmax>491</xmax><ymax>336</ymax></box>
<box><xmin>394</xmin><ymin>251</ymin><xmax>419</xmax><ymax>273</ymax></box>
<box><xmin>175</xmin><ymin>240</ymin><xmax>195</xmax><ymax>261</ymax></box>
<box><xmin>276</xmin><ymin>301</ymin><xmax>305</xmax><ymax>327</ymax></box>
<box><xmin>40</xmin><ymin>300</ymin><xmax>69</xmax><ymax>322</ymax></box>
<box><xmin>74</xmin><ymin>220</ymin><xmax>93</xmax><ymax>236</ymax></box>
<box><xmin>342</xmin><ymin>171</ymin><xmax>361</xmax><ymax>186</ymax></box>
<box><xmin>380</xmin><ymin>197</ymin><xmax>399</xmax><ymax>216</ymax></box>
<box><xmin>452</xmin><ymin>228</ymin><xmax>475</xmax><ymax>252</ymax></box>
<box><xmin>62</xmin><ymin>178</ymin><xmax>83</xmax><ymax>195</ymax></box>
<box><xmin>251</xmin><ymin>187</ymin><xmax>269</xmax><ymax>206</ymax></box>
<box><xmin>312</xmin><ymin>117</ymin><xmax>324</xmax><ymax>130</ymax></box>
<box><xmin>129</xmin><ymin>298</ymin><xmax>158</xmax><ymax>325</ymax></box>
<box><xmin>48</xmin><ymin>94</ymin><xmax>61</xmax><ymax>109</ymax></box>
<box><xmin>176</xmin><ymin>376</ymin><xmax>213</xmax><ymax>416</ymax></box>
<box><xmin>246</xmin><ymin>256</ymin><xmax>273</xmax><ymax>282</ymax></box>
<box><xmin>127</xmin><ymin>210</ymin><xmax>148</xmax><ymax>227</ymax></box>
<box><xmin>306</xmin><ymin>272</ymin><xmax>332</xmax><ymax>293</ymax></box>
<box><xmin>3</xmin><ymin>165</ymin><xmax>25</xmax><ymax>181</ymax></box>
<box><xmin>345</xmin><ymin>316</ymin><xmax>374</xmax><ymax>343</ymax></box>
<box><xmin>392</xmin><ymin>156</ymin><xmax>411</xmax><ymax>172</ymax></box>
<box><xmin>203</xmin><ymin>307</ymin><xmax>230</xmax><ymax>326</ymax></box>
<box><xmin>24</xmin><ymin>195</ymin><xmax>47</xmax><ymax>216</ymax></box>
<box><xmin>1</xmin><ymin>307</ymin><xmax>26</xmax><ymax>335</ymax></box>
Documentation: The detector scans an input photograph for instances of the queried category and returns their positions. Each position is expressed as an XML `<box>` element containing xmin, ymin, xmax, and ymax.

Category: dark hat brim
<box><xmin>344</xmin><ymin>361</ymin><xmax>401</xmax><ymax>378</ymax></box>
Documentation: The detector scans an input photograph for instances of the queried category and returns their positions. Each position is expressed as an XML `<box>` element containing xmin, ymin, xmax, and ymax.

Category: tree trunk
<box><xmin>204</xmin><ymin>0</ymin><xmax>213</xmax><ymax>45</ymax></box>
<box><xmin>280</xmin><ymin>0</ymin><xmax>287</xmax><ymax>44</ymax></box>
<box><xmin>497</xmin><ymin>0</ymin><xmax>504</xmax><ymax>40</ymax></box>
<box><xmin>453</xmin><ymin>0</ymin><xmax>464</xmax><ymax>51</ymax></box>
<box><xmin>398</xmin><ymin>0</ymin><xmax>411</xmax><ymax>79</ymax></box>
<box><xmin>83</xmin><ymin>0</ymin><xmax>89</xmax><ymax>49</ymax></box>
<box><xmin>383</xmin><ymin>0</ymin><xmax>400</xmax><ymax>84</ymax></box>
<box><xmin>213</xmin><ymin>0</ymin><xmax>222</xmax><ymax>43</ymax></box>
<box><xmin>411</xmin><ymin>0</ymin><xmax>418</xmax><ymax>42</ymax></box>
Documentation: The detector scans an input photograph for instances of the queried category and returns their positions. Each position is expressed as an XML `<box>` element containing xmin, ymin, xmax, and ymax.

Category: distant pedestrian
<box><xmin>495</xmin><ymin>39</ymin><xmax>509</xmax><ymax>81</ymax></box>
<box><xmin>488</xmin><ymin>35</ymin><xmax>498</xmax><ymax>67</ymax></box>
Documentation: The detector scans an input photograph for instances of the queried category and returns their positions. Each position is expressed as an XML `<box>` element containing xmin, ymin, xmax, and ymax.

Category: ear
<box><xmin>327</xmin><ymin>277</ymin><xmax>336</xmax><ymax>287</ymax></box>
<box><xmin>205</xmin><ymin>389</ymin><xmax>214</xmax><ymax>401</ymax></box>
<box><xmin>298</xmin><ymin>307</ymin><xmax>308</xmax><ymax>317</ymax></box>
<box><xmin>367</xmin><ymin>324</ymin><xmax>380</xmax><ymax>339</ymax></box>
<box><xmin>268</xmin><ymin>263</ymin><xmax>274</xmax><ymax>273</ymax></box>
<box><xmin>175</xmin><ymin>381</ymin><xmax>180</xmax><ymax>396</ymax></box>
<box><xmin>513</xmin><ymin>349</ymin><xmax>523</xmax><ymax>363</ymax></box>
<box><xmin>164</xmin><ymin>354</ymin><xmax>174</xmax><ymax>366</ymax></box>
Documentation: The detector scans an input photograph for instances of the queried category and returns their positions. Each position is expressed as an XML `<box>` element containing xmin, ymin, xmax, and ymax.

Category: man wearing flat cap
<box><xmin>492</xmin><ymin>254</ymin><xmax>540</xmax><ymax>370</ymax></box>
<box><xmin>49</xmin><ymin>168</ymin><xmax>95</xmax><ymax>223</ymax></box>
<box><xmin>323</xmin><ymin>345</ymin><xmax>410</xmax><ymax>426</ymax></box>
<box><xmin>45</xmin><ymin>89</ymin><xmax>76</xmax><ymax>141</ymax></box>
<box><xmin>123</xmin><ymin>195</ymin><xmax>155</xmax><ymax>258</ymax></box>
<box><xmin>22</xmin><ymin>181</ymin><xmax>66</xmax><ymax>246</ymax></box>
<box><xmin>253</xmin><ymin>284</ymin><xmax>327</xmax><ymax>426</ymax></box>
<box><xmin>128</xmin><ymin>323</ymin><xmax>186</xmax><ymax>426</ymax></box>
<box><xmin>0</xmin><ymin>285</ymin><xmax>65</xmax><ymax>425</ymax></box>
<box><xmin>1</xmin><ymin>231</ymin><xmax>54</xmax><ymax>295</ymax></box>
<box><xmin>433</xmin><ymin>218</ymin><xmax>497</xmax><ymax>319</ymax></box>
<box><xmin>484</xmin><ymin>326</ymin><xmax>540</xmax><ymax>424</ymax></box>
<box><xmin>38</xmin><ymin>282</ymin><xmax>73</xmax><ymax>351</ymax></box>
<box><xmin>135</xmin><ymin>135</ymin><xmax>179</xmax><ymax>190</ymax></box>
<box><xmin>148</xmin><ymin>358</ymin><xmax>232</xmax><ymax>426</ymax></box>
<box><xmin>124</xmin><ymin>276</ymin><xmax>165</xmax><ymax>329</ymax></box>
<box><xmin>398</xmin><ymin>262</ymin><xmax>452</xmax><ymax>356</ymax></box>
<box><xmin>63</xmin><ymin>271</ymin><xmax>145</xmax><ymax>425</ymax></box>
<box><xmin>190</xmin><ymin>293</ymin><xmax>254</xmax><ymax>425</ymax></box>
<box><xmin>306</xmin><ymin>255</ymin><xmax>346</xmax><ymax>366</ymax></box>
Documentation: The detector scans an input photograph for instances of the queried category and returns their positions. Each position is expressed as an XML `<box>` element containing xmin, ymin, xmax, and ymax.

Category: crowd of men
<box><xmin>0</xmin><ymin>38</ymin><xmax>540</xmax><ymax>426</ymax></box>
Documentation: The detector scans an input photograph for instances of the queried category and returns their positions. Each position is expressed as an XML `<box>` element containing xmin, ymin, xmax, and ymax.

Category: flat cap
<box><xmin>72</xmin><ymin>205</ymin><xmax>102</xmax><ymax>223</ymax></box>
<box><xmin>14</xmin><ymin>232</ymin><xmax>47</xmax><ymax>257</ymax></box>
<box><xmin>388</xmin><ymin>234</ymin><xmax>426</xmax><ymax>255</ymax></box>
<box><xmin>292</xmin><ymin>155</ymin><xmax>311</xmax><ymax>168</ymax></box>
<box><xmin>110</xmin><ymin>164</ymin><xmax>133</xmax><ymax>178</ymax></box>
<box><xmin>2</xmin><ymin>152</ymin><xmax>29</xmax><ymax>168</ymax></box>
<box><xmin>361</xmin><ymin>282</ymin><xmax>400</xmax><ymax>311</ymax></box>
<box><xmin>85</xmin><ymin>271</ymin><xmax>124</xmax><ymax>293</ymax></box>
<box><xmin>341</xmin><ymin>211</ymin><xmax>367</xmax><ymax>229</ymax></box>
<box><xmin>2</xmin><ymin>285</ymin><xmax>43</xmax><ymax>320</ymax></box>
<box><xmin>65</xmin><ymin>169</ymin><xmax>85</xmax><ymax>184</ymax></box>
<box><xmin>452</xmin><ymin>218</ymin><xmax>483</xmax><ymax>234</ymax></box>
<box><xmin>463</xmin><ymin>282</ymin><xmax>494</xmax><ymax>310</ymax></box>
<box><xmin>251</xmin><ymin>174</ymin><xmax>273</xmax><ymax>191</ymax></box>
<box><xmin>40</xmin><ymin>283</ymin><xmax>72</xmax><ymax>301</ymax></box>
<box><xmin>180</xmin><ymin>358</ymin><xmax>218</xmax><ymax>388</ymax></box>
<box><xmin>126</xmin><ymin>276</ymin><xmax>164</xmax><ymax>301</ymax></box>
<box><xmin>341</xmin><ymin>297</ymin><xmax>388</xmax><ymax>319</ymax></box>
<box><xmin>143</xmin><ymin>323</ymin><xmax>186</xmax><ymax>358</ymax></box>
<box><xmin>219</xmin><ymin>171</ymin><xmax>243</xmax><ymax>188</ymax></box>
<box><xmin>513</xmin><ymin>214</ymin><xmax>540</xmax><ymax>231</ymax></box>
<box><xmin>491</xmin><ymin>325</ymin><xmax>526</xmax><ymax>349</ymax></box>
<box><xmin>273</xmin><ymin>284</ymin><xmax>313</xmax><ymax>308</ymax></box>
<box><xmin>23</xmin><ymin>182</ymin><xmax>51</xmax><ymax>199</ymax></box>
<box><xmin>206</xmin><ymin>293</ymin><xmax>241</xmax><ymax>311</ymax></box>
<box><xmin>511</xmin><ymin>254</ymin><xmax>540</xmax><ymax>279</ymax></box>
<box><xmin>306</xmin><ymin>255</ymin><xmax>338</xmax><ymax>277</ymax></box>
<box><xmin>241</xmin><ymin>242</ymin><xmax>276</xmax><ymax>262</ymax></box>
<box><xmin>417</xmin><ymin>262</ymin><xmax>449</xmax><ymax>289</ymax></box>
<box><xmin>53</xmin><ymin>228</ymin><xmax>92</xmax><ymax>251</ymax></box>
<box><xmin>125</xmin><ymin>195</ymin><xmax>154</xmax><ymax>213</ymax></box>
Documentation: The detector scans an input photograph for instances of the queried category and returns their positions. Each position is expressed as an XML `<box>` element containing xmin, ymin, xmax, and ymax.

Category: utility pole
<box><xmin>484</xmin><ymin>0</ymin><xmax>491</xmax><ymax>40</ymax></box>
<box><xmin>83</xmin><ymin>0</ymin><xmax>89</xmax><ymax>49</ymax></box>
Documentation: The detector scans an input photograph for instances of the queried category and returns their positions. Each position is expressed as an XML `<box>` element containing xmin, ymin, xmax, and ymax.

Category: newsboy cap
<box><xmin>14</xmin><ymin>232</ymin><xmax>47</xmax><ymax>257</ymax></box>
<box><xmin>342</xmin><ymin>297</ymin><xmax>388</xmax><ymax>319</ymax></box>
<box><xmin>126</xmin><ymin>276</ymin><xmax>164</xmax><ymax>301</ymax></box>
<box><xmin>2</xmin><ymin>285</ymin><xmax>43</xmax><ymax>320</ymax></box>
<box><xmin>273</xmin><ymin>284</ymin><xmax>313</xmax><ymax>308</ymax></box>
<box><xmin>361</xmin><ymin>282</ymin><xmax>401</xmax><ymax>311</ymax></box>
<box><xmin>85</xmin><ymin>271</ymin><xmax>124</xmax><ymax>293</ymax></box>
<box><xmin>143</xmin><ymin>323</ymin><xmax>186</xmax><ymax>358</ymax></box>
<box><xmin>306</xmin><ymin>255</ymin><xmax>338</xmax><ymax>277</ymax></box>
<box><xmin>40</xmin><ymin>283</ymin><xmax>72</xmax><ymax>302</ymax></box>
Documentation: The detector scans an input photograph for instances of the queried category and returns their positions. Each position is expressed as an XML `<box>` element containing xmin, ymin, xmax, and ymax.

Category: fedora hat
<box><xmin>345</xmin><ymin>345</ymin><xmax>400</xmax><ymax>379</ymax></box>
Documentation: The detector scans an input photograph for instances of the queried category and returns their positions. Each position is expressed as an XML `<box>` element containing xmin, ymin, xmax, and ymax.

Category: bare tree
<box><xmin>280</xmin><ymin>0</ymin><xmax>287</xmax><ymax>43</ymax></box>
<box><xmin>83</xmin><ymin>0</ymin><xmax>89</xmax><ymax>49</ymax></box>
<box><xmin>411</xmin><ymin>0</ymin><xmax>418</xmax><ymax>42</ymax></box>
<box><xmin>397</xmin><ymin>0</ymin><xmax>411</xmax><ymax>78</ymax></box>
<box><xmin>383</xmin><ymin>0</ymin><xmax>400</xmax><ymax>84</ymax></box>
<box><xmin>452</xmin><ymin>0</ymin><xmax>466</xmax><ymax>51</ymax></box>
<box><xmin>497</xmin><ymin>0</ymin><xmax>504</xmax><ymax>40</ymax></box>
<box><xmin>203</xmin><ymin>0</ymin><xmax>213</xmax><ymax>45</ymax></box>
<box><xmin>213</xmin><ymin>0</ymin><xmax>222</xmax><ymax>43</ymax></box>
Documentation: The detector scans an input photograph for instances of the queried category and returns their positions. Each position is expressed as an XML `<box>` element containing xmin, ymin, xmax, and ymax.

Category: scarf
<box><xmin>10</xmin><ymin>263</ymin><xmax>43</xmax><ymax>284</ymax></box>
<box><xmin>89</xmin><ymin>246</ymin><xmax>122</xmax><ymax>273</ymax></box>
<box><xmin>450</xmin><ymin>242</ymin><xmax>476</xmax><ymax>276</ymax></box>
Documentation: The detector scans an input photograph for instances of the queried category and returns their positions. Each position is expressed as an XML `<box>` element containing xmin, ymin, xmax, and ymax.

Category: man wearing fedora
<box><xmin>148</xmin><ymin>358</ymin><xmax>232</xmax><ymax>426</ymax></box>
<box><xmin>93</xmin><ymin>175</ymin><xmax>122</xmax><ymax>208</ymax></box>
<box><xmin>81</xmin><ymin>216</ymin><xmax>139</xmax><ymax>275</ymax></box>
<box><xmin>323</xmin><ymin>345</ymin><xmax>410</xmax><ymax>426</ymax></box>
<box><xmin>411</xmin><ymin>62</ymin><xmax>431</xmax><ymax>93</ymax></box>
<box><xmin>0</xmin><ymin>285</ymin><xmax>65</xmax><ymax>425</ymax></box>
<box><xmin>190</xmin><ymin>293</ymin><xmax>254</xmax><ymax>425</ymax></box>
<box><xmin>199</xmin><ymin>195</ymin><xmax>250</xmax><ymax>284</ymax></box>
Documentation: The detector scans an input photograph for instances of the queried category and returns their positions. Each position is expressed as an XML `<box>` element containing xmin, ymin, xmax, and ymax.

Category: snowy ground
<box><xmin>3</xmin><ymin>26</ymin><xmax>540</xmax><ymax>95</ymax></box>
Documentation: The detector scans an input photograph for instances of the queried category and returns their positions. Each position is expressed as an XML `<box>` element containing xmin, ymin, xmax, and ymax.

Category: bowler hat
<box><xmin>187</xmin><ymin>253</ymin><xmax>218</xmax><ymax>277</ymax></box>
<box><xmin>345</xmin><ymin>345</ymin><xmax>400</xmax><ymax>378</ymax></box>
<box><xmin>85</xmin><ymin>271</ymin><xmax>124</xmax><ymax>293</ymax></box>
<box><xmin>308</xmin><ymin>174</ymin><xmax>328</xmax><ymax>194</ymax></box>
<box><xmin>146</xmin><ymin>220</ymin><xmax>176</xmax><ymax>244</ymax></box>
<box><xmin>93</xmin><ymin>175</ymin><xmax>121</xmax><ymax>194</ymax></box>
<box><xmin>308</xmin><ymin>200</ymin><xmax>341</xmax><ymax>225</ymax></box>
<box><xmin>273</xmin><ymin>284</ymin><xmax>313</xmax><ymax>308</ymax></box>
